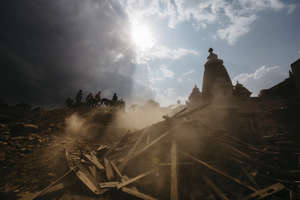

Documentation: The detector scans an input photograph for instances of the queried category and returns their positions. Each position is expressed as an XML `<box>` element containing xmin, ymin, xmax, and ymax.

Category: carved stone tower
<box><xmin>202</xmin><ymin>48</ymin><xmax>233</xmax><ymax>98</ymax></box>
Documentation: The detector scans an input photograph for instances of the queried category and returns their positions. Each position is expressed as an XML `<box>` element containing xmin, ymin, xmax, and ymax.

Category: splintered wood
<box><xmin>202</xmin><ymin>175</ymin><xmax>229</xmax><ymax>200</ymax></box>
<box><xmin>104</xmin><ymin>157</ymin><xmax>114</xmax><ymax>181</ymax></box>
<box><xmin>52</xmin><ymin>102</ymin><xmax>299</xmax><ymax>199</ymax></box>
<box><xmin>84</xmin><ymin>152</ymin><xmax>104</xmax><ymax>170</ymax></box>
<box><xmin>121</xmin><ymin>187</ymin><xmax>158</xmax><ymax>200</ymax></box>
<box><xmin>242</xmin><ymin>183</ymin><xmax>285</xmax><ymax>200</ymax></box>
<box><xmin>117</xmin><ymin>168</ymin><xmax>156</xmax><ymax>189</ymax></box>
<box><xmin>180</xmin><ymin>151</ymin><xmax>257</xmax><ymax>192</ymax></box>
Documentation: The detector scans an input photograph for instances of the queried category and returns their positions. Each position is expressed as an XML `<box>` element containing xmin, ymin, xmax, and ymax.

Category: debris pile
<box><xmin>27</xmin><ymin>99</ymin><xmax>300</xmax><ymax>200</ymax></box>
<box><xmin>2</xmin><ymin>50</ymin><xmax>300</xmax><ymax>200</ymax></box>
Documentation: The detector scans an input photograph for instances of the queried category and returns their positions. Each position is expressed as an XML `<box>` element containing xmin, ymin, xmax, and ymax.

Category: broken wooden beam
<box><xmin>84</xmin><ymin>152</ymin><xmax>104</xmax><ymax>170</ymax></box>
<box><xmin>120</xmin><ymin>127</ymin><xmax>149</xmax><ymax>170</ymax></box>
<box><xmin>104</xmin><ymin>157</ymin><xmax>114</xmax><ymax>181</ymax></box>
<box><xmin>202</xmin><ymin>175</ymin><xmax>229</xmax><ymax>200</ymax></box>
<box><xmin>117</xmin><ymin>168</ymin><xmax>157</xmax><ymax>189</ymax></box>
<box><xmin>111</xmin><ymin>160</ymin><xmax>122</xmax><ymax>179</ymax></box>
<box><xmin>30</xmin><ymin>169</ymin><xmax>73</xmax><ymax>200</ymax></box>
<box><xmin>98</xmin><ymin>181</ymin><xmax>120</xmax><ymax>188</ymax></box>
<box><xmin>121</xmin><ymin>128</ymin><xmax>174</xmax><ymax>168</ymax></box>
<box><xmin>219</xmin><ymin>142</ymin><xmax>251</xmax><ymax>160</ymax></box>
<box><xmin>65</xmin><ymin>150</ymin><xmax>102</xmax><ymax>195</ymax></box>
<box><xmin>241</xmin><ymin>167</ymin><xmax>260</xmax><ymax>190</ymax></box>
<box><xmin>180</xmin><ymin>151</ymin><xmax>257</xmax><ymax>192</ymax></box>
<box><xmin>242</xmin><ymin>183</ymin><xmax>285</xmax><ymax>200</ymax></box>
<box><xmin>157</xmin><ymin>162</ymin><xmax>194</xmax><ymax>166</ymax></box>
<box><xmin>121</xmin><ymin>186</ymin><xmax>158</xmax><ymax>200</ymax></box>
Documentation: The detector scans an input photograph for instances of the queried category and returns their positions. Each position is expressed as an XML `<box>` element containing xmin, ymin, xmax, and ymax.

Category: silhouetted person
<box><xmin>95</xmin><ymin>91</ymin><xmax>101</xmax><ymax>106</ymax></box>
<box><xmin>112</xmin><ymin>93</ymin><xmax>118</xmax><ymax>105</ymax></box>
<box><xmin>65</xmin><ymin>97</ymin><xmax>74</xmax><ymax>108</ymax></box>
<box><xmin>86</xmin><ymin>92</ymin><xmax>94</xmax><ymax>107</ymax></box>
<box><xmin>75</xmin><ymin>90</ymin><xmax>83</xmax><ymax>106</ymax></box>
<box><xmin>101</xmin><ymin>98</ymin><xmax>112</xmax><ymax>106</ymax></box>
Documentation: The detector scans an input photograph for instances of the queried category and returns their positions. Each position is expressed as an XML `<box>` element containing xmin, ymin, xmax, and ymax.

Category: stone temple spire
<box><xmin>207</xmin><ymin>48</ymin><xmax>218</xmax><ymax>61</ymax></box>
<box><xmin>202</xmin><ymin>48</ymin><xmax>233</xmax><ymax>98</ymax></box>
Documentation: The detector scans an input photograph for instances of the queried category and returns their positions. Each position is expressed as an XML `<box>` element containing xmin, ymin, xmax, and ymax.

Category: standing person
<box><xmin>86</xmin><ymin>92</ymin><xmax>93</xmax><ymax>107</ymax></box>
<box><xmin>95</xmin><ymin>91</ymin><xmax>101</xmax><ymax>106</ymax></box>
<box><xmin>65</xmin><ymin>97</ymin><xmax>74</xmax><ymax>108</ymax></box>
<box><xmin>112</xmin><ymin>93</ymin><xmax>118</xmax><ymax>105</ymax></box>
<box><xmin>75</xmin><ymin>90</ymin><xmax>83</xmax><ymax>106</ymax></box>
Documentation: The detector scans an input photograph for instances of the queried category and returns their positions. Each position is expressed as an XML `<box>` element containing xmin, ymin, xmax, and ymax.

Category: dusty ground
<box><xmin>0</xmin><ymin>105</ymin><xmax>128</xmax><ymax>200</ymax></box>
<box><xmin>0</xmin><ymin>98</ymin><xmax>300</xmax><ymax>199</ymax></box>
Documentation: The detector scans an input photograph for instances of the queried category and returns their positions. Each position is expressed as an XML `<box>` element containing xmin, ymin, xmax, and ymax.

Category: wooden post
<box><xmin>171</xmin><ymin>139</ymin><xmax>178</xmax><ymax>200</ymax></box>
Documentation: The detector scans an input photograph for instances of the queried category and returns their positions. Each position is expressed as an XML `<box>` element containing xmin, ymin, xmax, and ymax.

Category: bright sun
<box><xmin>131</xmin><ymin>23</ymin><xmax>155</xmax><ymax>51</ymax></box>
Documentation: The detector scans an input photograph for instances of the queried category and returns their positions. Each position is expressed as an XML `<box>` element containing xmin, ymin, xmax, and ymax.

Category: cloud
<box><xmin>217</xmin><ymin>15</ymin><xmax>256</xmax><ymax>45</ymax></box>
<box><xmin>160</xmin><ymin>65</ymin><xmax>174</xmax><ymax>78</ymax></box>
<box><xmin>233</xmin><ymin>65</ymin><xmax>287</xmax><ymax>95</ymax></box>
<box><xmin>152</xmin><ymin>87</ymin><xmax>186</xmax><ymax>106</ymax></box>
<box><xmin>0</xmin><ymin>0</ymin><xmax>141</xmax><ymax>106</ymax></box>
<box><xmin>119</xmin><ymin>0</ymin><xmax>296</xmax><ymax>45</ymax></box>
<box><xmin>182</xmin><ymin>69</ymin><xmax>195</xmax><ymax>77</ymax></box>
<box><xmin>287</xmin><ymin>4</ymin><xmax>297</xmax><ymax>14</ymax></box>
<box><xmin>177</xmin><ymin>69</ymin><xmax>194</xmax><ymax>82</ymax></box>
<box><xmin>136</xmin><ymin>45</ymin><xmax>199</xmax><ymax>64</ymax></box>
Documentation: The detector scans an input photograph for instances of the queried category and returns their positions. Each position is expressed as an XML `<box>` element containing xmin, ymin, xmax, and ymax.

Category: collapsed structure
<box><xmin>28</xmin><ymin>50</ymin><xmax>300</xmax><ymax>200</ymax></box>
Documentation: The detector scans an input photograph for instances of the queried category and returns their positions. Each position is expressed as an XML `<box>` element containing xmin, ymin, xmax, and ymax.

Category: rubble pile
<box><xmin>0</xmin><ymin>104</ymin><xmax>124</xmax><ymax>199</ymax></box>
<box><xmin>2</xmin><ymin>50</ymin><xmax>300</xmax><ymax>200</ymax></box>
<box><xmin>20</xmin><ymin>98</ymin><xmax>300</xmax><ymax>200</ymax></box>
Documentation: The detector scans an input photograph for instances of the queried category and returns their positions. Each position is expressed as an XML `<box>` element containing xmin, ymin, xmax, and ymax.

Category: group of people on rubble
<box><xmin>65</xmin><ymin>90</ymin><xmax>125</xmax><ymax>109</ymax></box>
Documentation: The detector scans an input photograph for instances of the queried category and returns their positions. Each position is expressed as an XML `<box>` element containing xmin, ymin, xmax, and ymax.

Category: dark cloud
<box><xmin>0</xmin><ymin>0</ymin><xmax>137</xmax><ymax>106</ymax></box>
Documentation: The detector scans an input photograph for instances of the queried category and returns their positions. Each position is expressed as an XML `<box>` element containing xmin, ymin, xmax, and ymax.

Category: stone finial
<box><xmin>207</xmin><ymin>48</ymin><xmax>218</xmax><ymax>61</ymax></box>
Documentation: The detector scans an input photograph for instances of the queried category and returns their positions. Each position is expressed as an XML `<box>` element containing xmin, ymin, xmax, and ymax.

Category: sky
<box><xmin>1</xmin><ymin>0</ymin><xmax>300</xmax><ymax>107</ymax></box>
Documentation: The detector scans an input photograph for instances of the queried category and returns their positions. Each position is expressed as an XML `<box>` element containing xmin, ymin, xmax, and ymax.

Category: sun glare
<box><xmin>131</xmin><ymin>23</ymin><xmax>155</xmax><ymax>51</ymax></box>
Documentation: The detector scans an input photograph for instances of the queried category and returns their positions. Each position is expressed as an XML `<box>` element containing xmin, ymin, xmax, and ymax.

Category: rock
<box><xmin>9</xmin><ymin>123</ymin><xmax>39</xmax><ymax>136</ymax></box>
<box><xmin>11</xmin><ymin>136</ymin><xmax>25</xmax><ymax>140</ymax></box>
<box><xmin>0</xmin><ymin>114</ymin><xmax>13</xmax><ymax>123</ymax></box>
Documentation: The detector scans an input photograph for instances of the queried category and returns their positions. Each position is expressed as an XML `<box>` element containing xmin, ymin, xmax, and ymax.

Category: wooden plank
<box><xmin>88</xmin><ymin>165</ymin><xmax>97</xmax><ymax>178</ymax></box>
<box><xmin>44</xmin><ymin>183</ymin><xmax>65</xmax><ymax>194</ymax></box>
<box><xmin>241</xmin><ymin>167</ymin><xmax>260</xmax><ymax>190</ymax></box>
<box><xmin>109</xmin><ymin>161</ymin><xmax>140</xmax><ymax>191</ymax></box>
<box><xmin>180</xmin><ymin>151</ymin><xmax>257</xmax><ymax>192</ymax></box>
<box><xmin>220</xmin><ymin>142</ymin><xmax>251</xmax><ymax>159</ymax></box>
<box><xmin>65</xmin><ymin>150</ymin><xmax>102</xmax><ymax>195</ymax></box>
<box><xmin>84</xmin><ymin>152</ymin><xmax>104</xmax><ymax>170</ymax></box>
<box><xmin>170</xmin><ymin>139</ymin><xmax>178</xmax><ymax>200</ymax></box>
<box><xmin>128</xmin><ymin>128</ymin><xmax>173</xmax><ymax>163</ymax></box>
<box><xmin>117</xmin><ymin>168</ymin><xmax>156</xmax><ymax>189</ymax></box>
<box><xmin>111</xmin><ymin>160</ymin><xmax>122</xmax><ymax>178</ymax></box>
<box><xmin>120</xmin><ymin>128</ymin><xmax>149</xmax><ymax>170</ymax></box>
<box><xmin>104</xmin><ymin>157</ymin><xmax>114</xmax><ymax>181</ymax></box>
<box><xmin>242</xmin><ymin>183</ymin><xmax>285</xmax><ymax>200</ymax></box>
<box><xmin>76</xmin><ymin>170</ymin><xmax>102</xmax><ymax>194</ymax></box>
<box><xmin>202</xmin><ymin>175</ymin><xmax>229</xmax><ymax>200</ymax></box>
<box><xmin>99</xmin><ymin>181</ymin><xmax>120</xmax><ymax>188</ymax></box>
<box><xmin>157</xmin><ymin>162</ymin><xmax>194</xmax><ymax>166</ymax></box>
<box><xmin>121</xmin><ymin>186</ymin><xmax>158</xmax><ymax>200</ymax></box>
<box><xmin>30</xmin><ymin>169</ymin><xmax>73</xmax><ymax>200</ymax></box>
